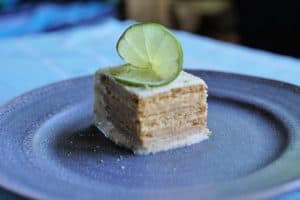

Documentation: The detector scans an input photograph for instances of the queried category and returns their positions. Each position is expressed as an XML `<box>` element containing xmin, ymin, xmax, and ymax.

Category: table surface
<box><xmin>0</xmin><ymin>18</ymin><xmax>300</xmax><ymax>200</ymax></box>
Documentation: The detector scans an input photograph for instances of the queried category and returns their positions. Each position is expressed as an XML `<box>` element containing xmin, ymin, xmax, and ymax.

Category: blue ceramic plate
<box><xmin>0</xmin><ymin>70</ymin><xmax>300</xmax><ymax>200</ymax></box>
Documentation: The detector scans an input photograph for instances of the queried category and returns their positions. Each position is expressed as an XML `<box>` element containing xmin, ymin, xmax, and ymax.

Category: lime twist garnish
<box><xmin>109</xmin><ymin>23</ymin><xmax>183</xmax><ymax>87</ymax></box>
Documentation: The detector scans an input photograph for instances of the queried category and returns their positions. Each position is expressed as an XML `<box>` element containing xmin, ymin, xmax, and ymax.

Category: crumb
<box><xmin>116</xmin><ymin>155</ymin><xmax>124</xmax><ymax>162</ymax></box>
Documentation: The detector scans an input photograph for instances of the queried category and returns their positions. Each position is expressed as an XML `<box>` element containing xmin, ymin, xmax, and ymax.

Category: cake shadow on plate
<box><xmin>54</xmin><ymin>125</ymin><xmax>133</xmax><ymax>158</ymax></box>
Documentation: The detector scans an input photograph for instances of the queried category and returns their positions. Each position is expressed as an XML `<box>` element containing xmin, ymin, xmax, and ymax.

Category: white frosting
<box><xmin>123</xmin><ymin>71</ymin><xmax>206</xmax><ymax>97</ymax></box>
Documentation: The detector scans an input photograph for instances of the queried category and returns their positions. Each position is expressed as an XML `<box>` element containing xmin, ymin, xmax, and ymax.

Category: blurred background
<box><xmin>0</xmin><ymin>0</ymin><xmax>299</xmax><ymax>57</ymax></box>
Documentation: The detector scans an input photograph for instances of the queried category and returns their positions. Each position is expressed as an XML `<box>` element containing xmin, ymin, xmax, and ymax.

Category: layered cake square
<box><xmin>94</xmin><ymin>70</ymin><xmax>209</xmax><ymax>154</ymax></box>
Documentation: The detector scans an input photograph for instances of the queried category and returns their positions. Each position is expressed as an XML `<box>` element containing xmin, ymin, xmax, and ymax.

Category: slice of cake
<box><xmin>94</xmin><ymin>70</ymin><xmax>209</xmax><ymax>154</ymax></box>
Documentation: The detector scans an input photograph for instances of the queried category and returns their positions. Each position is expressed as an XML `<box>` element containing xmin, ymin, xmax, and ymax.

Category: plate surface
<box><xmin>0</xmin><ymin>70</ymin><xmax>300</xmax><ymax>200</ymax></box>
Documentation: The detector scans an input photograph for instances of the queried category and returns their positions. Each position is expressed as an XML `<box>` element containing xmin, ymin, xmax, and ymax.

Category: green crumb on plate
<box><xmin>207</xmin><ymin>130</ymin><xmax>213</xmax><ymax>137</ymax></box>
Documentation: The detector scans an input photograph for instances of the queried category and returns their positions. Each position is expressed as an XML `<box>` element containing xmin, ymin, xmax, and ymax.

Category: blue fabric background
<box><xmin>0</xmin><ymin>18</ymin><xmax>300</xmax><ymax>199</ymax></box>
<box><xmin>0</xmin><ymin>2</ymin><xmax>116</xmax><ymax>37</ymax></box>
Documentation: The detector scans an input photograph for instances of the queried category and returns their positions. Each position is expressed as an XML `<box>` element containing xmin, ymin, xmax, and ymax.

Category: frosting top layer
<box><xmin>123</xmin><ymin>71</ymin><xmax>207</xmax><ymax>97</ymax></box>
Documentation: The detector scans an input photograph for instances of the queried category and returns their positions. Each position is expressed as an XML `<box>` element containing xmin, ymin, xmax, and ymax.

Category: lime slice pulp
<box><xmin>113</xmin><ymin>23</ymin><xmax>183</xmax><ymax>87</ymax></box>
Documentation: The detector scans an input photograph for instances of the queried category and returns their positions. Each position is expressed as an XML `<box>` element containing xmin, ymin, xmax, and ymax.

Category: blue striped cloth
<box><xmin>0</xmin><ymin>18</ymin><xmax>300</xmax><ymax>199</ymax></box>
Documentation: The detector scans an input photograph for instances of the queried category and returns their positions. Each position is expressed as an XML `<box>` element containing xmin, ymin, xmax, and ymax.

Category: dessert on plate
<box><xmin>94</xmin><ymin>23</ymin><xmax>209</xmax><ymax>154</ymax></box>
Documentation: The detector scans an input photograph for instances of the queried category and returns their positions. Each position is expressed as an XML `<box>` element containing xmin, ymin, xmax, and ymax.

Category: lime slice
<box><xmin>114</xmin><ymin>23</ymin><xmax>183</xmax><ymax>87</ymax></box>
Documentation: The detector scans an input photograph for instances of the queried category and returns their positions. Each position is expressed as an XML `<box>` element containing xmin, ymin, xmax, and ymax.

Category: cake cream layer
<box><xmin>94</xmin><ymin>69</ymin><xmax>209</xmax><ymax>154</ymax></box>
